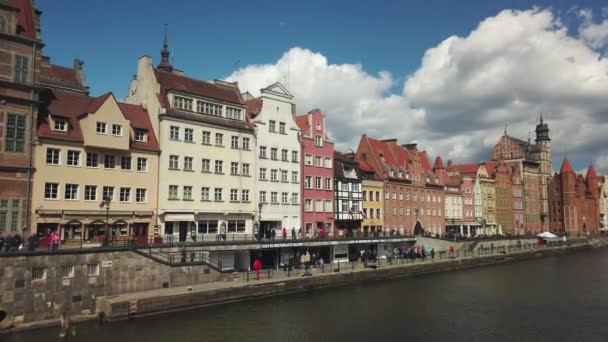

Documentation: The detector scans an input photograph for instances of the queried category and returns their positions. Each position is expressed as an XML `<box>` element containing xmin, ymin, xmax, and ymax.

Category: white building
<box><xmin>244</xmin><ymin>83</ymin><xmax>301</xmax><ymax>237</ymax></box>
<box><xmin>125</xmin><ymin>38</ymin><xmax>256</xmax><ymax>246</ymax></box>
<box><xmin>444</xmin><ymin>185</ymin><xmax>463</xmax><ymax>235</ymax></box>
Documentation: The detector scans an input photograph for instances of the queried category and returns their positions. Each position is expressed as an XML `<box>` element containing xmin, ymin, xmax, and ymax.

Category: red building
<box><xmin>296</xmin><ymin>109</ymin><xmax>334</xmax><ymax>237</ymax></box>
<box><xmin>548</xmin><ymin>160</ymin><xmax>601</xmax><ymax>236</ymax></box>
<box><xmin>355</xmin><ymin>135</ymin><xmax>444</xmax><ymax>236</ymax></box>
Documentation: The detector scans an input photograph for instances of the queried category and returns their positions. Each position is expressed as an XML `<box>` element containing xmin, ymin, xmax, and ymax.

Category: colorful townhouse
<box><xmin>333</xmin><ymin>151</ymin><xmax>363</xmax><ymax>237</ymax></box>
<box><xmin>296</xmin><ymin>109</ymin><xmax>334</xmax><ymax>237</ymax></box>
<box><xmin>359</xmin><ymin>160</ymin><xmax>384</xmax><ymax>236</ymax></box>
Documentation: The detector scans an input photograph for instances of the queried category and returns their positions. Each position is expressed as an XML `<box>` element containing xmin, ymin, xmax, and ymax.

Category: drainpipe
<box><xmin>25</xmin><ymin>40</ymin><xmax>37</xmax><ymax>238</ymax></box>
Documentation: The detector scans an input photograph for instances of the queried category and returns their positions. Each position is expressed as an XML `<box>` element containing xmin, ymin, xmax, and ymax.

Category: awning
<box><xmin>163</xmin><ymin>213</ymin><xmax>195</xmax><ymax>222</ymax></box>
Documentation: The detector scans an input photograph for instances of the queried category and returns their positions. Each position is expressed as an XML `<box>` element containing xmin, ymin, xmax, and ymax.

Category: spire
<box><xmin>586</xmin><ymin>163</ymin><xmax>598</xmax><ymax>180</ymax></box>
<box><xmin>503</xmin><ymin>124</ymin><xmax>508</xmax><ymax>136</ymax></box>
<box><xmin>157</xmin><ymin>25</ymin><xmax>173</xmax><ymax>72</ymax></box>
<box><xmin>535</xmin><ymin>112</ymin><xmax>550</xmax><ymax>142</ymax></box>
<box><xmin>539</xmin><ymin>112</ymin><xmax>544</xmax><ymax>124</ymax></box>
<box><xmin>560</xmin><ymin>158</ymin><xmax>574</xmax><ymax>174</ymax></box>
<box><xmin>433</xmin><ymin>156</ymin><xmax>444</xmax><ymax>170</ymax></box>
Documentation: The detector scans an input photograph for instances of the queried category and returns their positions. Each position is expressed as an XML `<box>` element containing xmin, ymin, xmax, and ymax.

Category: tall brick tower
<box><xmin>535</xmin><ymin>114</ymin><xmax>551</xmax><ymax>230</ymax></box>
<box><xmin>559</xmin><ymin>159</ymin><xmax>577</xmax><ymax>233</ymax></box>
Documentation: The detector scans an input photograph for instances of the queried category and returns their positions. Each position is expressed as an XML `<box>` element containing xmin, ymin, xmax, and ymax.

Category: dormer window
<box><xmin>226</xmin><ymin>107</ymin><xmax>242</xmax><ymax>120</ymax></box>
<box><xmin>53</xmin><ymin>117</ymin><xmax>68</xmax><ymax>132</ymax></box>
<box><xmin>399</xmin><ymin>170</ymin><xmax>403</xmax><ymax>178</ymax></box>
<box><xmin>197</xmin><ymin>100</ymin><xmax>221</xmax><ymax>116</ymax></box>
<box><xmin>174</xmin><ymin>96</ymin><xmax>193</xmax><ymax>111</ymax></box>
<box><xmin>390</xmin><ymin>169</ymin><xmax>394</xmax><ymax>177</ymax></box>
<box><xmin>96</xmin><ymin>122</ymin><xmax>107</xmax><ymax>134</ymax></box>
<box><xmin>135</xmin><ymin>129</ymin><xmax>147</xmax><ymax>142</ymax></box>
<box><xmin>112</xmin><ymin>124</ymin><xmax>123</xmax><ymax>136</ymax></box>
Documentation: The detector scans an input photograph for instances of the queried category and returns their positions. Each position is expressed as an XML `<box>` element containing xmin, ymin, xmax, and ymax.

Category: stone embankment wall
<box><xmin>0</xmin><ymin>251</ymin><xmax>220</xmax><ymax>325</ymax></box>
<box><xmin>414</xmin><ymin>237</ymin><xmax>538</xmax><ymax>251</ymax></box>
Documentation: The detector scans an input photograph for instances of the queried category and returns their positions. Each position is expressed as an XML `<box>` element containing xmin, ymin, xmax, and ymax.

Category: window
<box><xmin>342</xmin><ymin>183</ymin><xmax>349</xmax><ymax>191</ymax></box>
<box><xmin>316</xmin><ymin>123</ymin><xmax>321</xmax><ymax>131</ymax></box>
<box><xmin>84</xmin><ymin>185</ymin><xmax>97</xmax><ymax>201</ymax></box>
<box><xmin>325</xmin><ymin>200</ymin><xmax>333</xmax><ymax>212</ymax></box>
<box><xmin>184</xmin><ymin>128</ymin><xmax>194</xmax><ymax>143</ymax></box>
<box><xmin>305</xmin><ymin>176</ymin><xmax>312</xmax><ymax>189</ymax></box>
<box><xmin>46</xmin><ymin>148</ymin><xmax>60</xmax><ymax>165</ymax></box>
<box><xmin>5</xmin><ymin>113</ymin><xmax>25</xmax><ymax>153</ymax></box>
<box><xmin>226</xmin><ymin>107</ymin><xmax>242</xmax><ymax>120</ymax></box>
<box><xmin>259</xmin><ymin>146</ymin><xmax>267</xmax><ymax>159</ymax></box>
<box><xmin>231</xmin><ymin>136</ymin><xmax>239</xmax><ymax>149</ymax></box>
<box><xmin>227</xmin><ymin>220</ymin><xmax>246</xmax><ymax>233</ymax></box>
<box><xmin>314</xmin><ymin>156</ymin><xmax>322</xmax><ymax>167</ymax></box>
<box><xmin>292</xmin><ymin>151</ymin><xmax>299</xmax><ymax>163</ymax></box>
<box><xmin>173</xmin><ymin>96</ymin><xmax>193</xmax><ymax>111</ymax></box>
<box><xmin>305</xmin><ymin>154</ymin><xmax>313</xmax><ymax>165</ymax></box>
<box><xmin>202</xmin><ymin>131</ymin><xmax>211</xmax><ymax>145</ymax></box>
<box><xmin>32</xmin><ymin>267</ymin><xmax>46</xmax><ymax>281</ymax></box>
<box><xmin>184</xmin><ymin>157</ymin><xmax>193</xmax><ymax>171</ymax></box>
<box><xmin>136</xmin><ymin>188</ymin><xmax>146</xmax><ymax>203</ymax></box>
<box><xmin>168</xmin><ymin>185</ymin><xmax>179</xmax><ymax>200</ymax></box>
<box><xmin>281</xmin><ymin>149</ymin><xmax>288</xmax><ymax>162</ymax></box>
<box><xmin>376</xmin><ymin>191</ymin><xmax>380</xmax><ymax>201</ymax></box>
<box><xmin>137</xmin><ymin>157</ymin><xmax>147</xmax><ymax>172</ymax></box>
<box><xmin>87</xmin><ymin>264</ymin><xmax>100</xmax><ymax>277</ymax></box>
<box><xmin>363</xmin><ymin>191</ymin><xmax>367</xmax><ymax>201</ymax></box>
<box><xmin>86</xmin><ymin>153</ymin><xmax>98</xmax><ymax>167</ymax></box>
<box><xmin>324</xmin><ymin>157</ymin><xmax>332</xmax><ymax>168</ymax></box>
<box><xmin>271</xmin><ymin>148</ymin><xmax>278</xmax><ymax>160</ymax></box>
<box><xmin>376</xmin><ymin>209</ymin><xmax>381</xmax><ymax>218</ymax></box>
<box><xmin>135</xmin><ymin>129</ymin><xmax>147</xmax><ymax>142</ymax></box>
<box><xmin>197</xmin><ymin>101</ymin><xmax>222</xmax><ymax>116</ymax></box>
<box><xmin>230</xmin><ymin>189</ymin><xmax>238</xmax><ymax>202</ymax></box>
<box><xmin>67</xmin><ymin>150</ymin><xmax>80</xmax><ymax>166</ymax></box>
<box><xmin>242</xmin><ymin>190</ymin><xmax>250</xmax><ymax>202</ymax></box>
<box><xmin>201</xmin><ymin>187</ymin><xmax>210</xmax><ymax>201</ymax></box>
<box><xmin>215</xmin><ymin>160</ymin><xmax>223</xmax><ymax>174</ymax></box>
<box><xmin>281</xmin><ymin>170</ymin><xmax>288</xmax><ymax>182</ymax></box>
<box><xmin>271</xmin><ymin>192</ymin><xmax>278</xmax><ymax>203</ymax></box>
<box><xmin>242</xmin><ymin>137</ymin><xmax>250</xmax><ymax>150</ymax></box>
<box><xmin>315</xmin><ymin>135</ymin><xmax>323</xmax><ymax>147</ymax></box>
<box><xmin>242</xmin><ymin>163</ymin><xmax>250</xmax><ymax>176</ymax></box>
<box><xmin>353</xmin><ymin>183</ymin><xmax>360</xmax><ymax>192</ymax></box>
<box><xmin>279</xmin><ymin>122</ymin><xmax>286</xmax><ymax>134</ymax></box>
<box><xmin>121</xmin><ymin>156</ymin><xmax>132</xmax><ymax>170</ymax></box>
<box><xmin>104</xmin><ymin>155</ymin><xmax>115</xmax><ymax>169</ymax></box>
<box><xmin>183</xmin><ymin>186</ymin><xmax>193</xmax><ymax>200</ymax></box>
<box><xmin>112</xmin><ymin>124</ymin><xmax>123</xmax><ymax>136</ymax></box>
<box><xmin>96</xmin><ymin>122</ymin><xmax>107</xmax><ymax>134</ymax></box>
<box><xmin>259</xmin><ymin>168</ymin><xmax>267</xmax><ymax>180</ymax></box>
<box><xmin>269</xmin><ymin>120</ymin><xmax>276</xmax><ymax>132</ymax></box>
<box><xmin>385</xmin><ymin>191</ymin><xmax>389</xmax><ymax>199</ymax></box>
<box><xmin>231</xmin><ymin>162</ymin><xmax>239</xmax><ymax>175</ymax></box>
<box><xmin>214</xmin><ymin>188</ymin><xmax>223</xmax><ymax>201</ymax></box>
<box><xmin>282</xmin><ymin>192</ymin><xmax>289</xmax><ymax>204</ymax></box>
<box><xmin>102</xmin><ymin>186</ymin><xmax>114</xmax><ymax>202</ymax></box>
<box><xmin>64</xmin><ymin>184</ymin><xmax>78</xmax><ymax>200</ymax></box>
<box><xmin>292</xmin><ymin>171</ymin><xmax>299</xmax><ymax>183</ymax></box>
<box><xmin>215</xmin><ymin>133</ymin><xmax>223</xmax><ymax>146</ymax></box>
<box><xmin>393</xmin><ymin>192</ymin><xmax>396</xmax><ymax>200</ymax></box>
<box><xmin>14</xmin><ymin>55</ymin><xmax>29</xmax><ymax>83</ymax></box>
<box><xmin>260</xmin><ymin>191</ymin><xmax>267</xmax><ymax>203</ymax></box>
<box><xmin>200</xmin><ymin>159</ymin><xmax>210</xmax><ymax>173</ymax></box>
<box><xmin>325</xmin><ymin>178</ymin><xmax>332</xmax><ymax>190</ymax></box>
<box><xmin>59</xmin><ymin>265</ymin><xmax>74</xmax><ymax>279</ymax></box>
<box><xmin>119</xmin><ymin>187</ymin><xmax>131</xmax><ymax>202</ymax></box>
<box><xmin>316</xmin><ymin>199</ymin><xmax>323</xmax><ymax>212</ymax></box>
<box><xmin>305</xmin><ymin>199</ymin><xmax>313</xmax><ymax>212</ymax></box>
<box><xmin>292</xmin><ymin>193</ymin><xmax>299</xmax><ymax>204</ymax></box>
<box><xmin>44</xmin><ymin>183</ymin><xmax>59</xmax><ymax>199</ymax></box>
<box><xmin>315</xmin><ymin>177</ymin><xmax>322</xmax><ymax>189</ymax></box>
<box><xmin>270</xmin><ymin>169</ymin><xmax>278</xmax><ymax>181</ymax></box>
<box><xmin>53</xmin><ymin>117</ymin><xmax>67</xmax><ymax>132</ymax></box>
<box><xmin>197</xmin><ymin>220</ymin><xmax>218</xmax><ymax>234</ymax></box>
<box><xmin>169</xmin><ymin>155</ymin><xmax>179</xmax><ymax>169</ymax></box>
<box><xmin>170</xmin><ymin>126</ymin><xmax>180</xmax><ymax>140</ymax></box>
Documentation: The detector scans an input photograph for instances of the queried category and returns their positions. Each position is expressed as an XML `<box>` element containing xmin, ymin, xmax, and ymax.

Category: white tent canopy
<box><xmin>537</xmin><ymin>231</ymin><xmax>558</xmax><ymax>238</ymax></box>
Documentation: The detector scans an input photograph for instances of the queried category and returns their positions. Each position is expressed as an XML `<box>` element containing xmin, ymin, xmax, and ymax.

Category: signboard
<box><xmin>101</xmin><ymin>261</ymin><xmax>113</xmax><ymax>268</ymax></box>
<box><xmin>260</xmin><ymin>242</ymin><xmax>304</xmax><ymax>249</ymax></box>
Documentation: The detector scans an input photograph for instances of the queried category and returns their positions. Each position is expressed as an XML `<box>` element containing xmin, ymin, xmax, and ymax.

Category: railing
<box><xmin>134</xmin><ymin>248</ymin><xmax>225</xmax><ymax>271</ymax></box>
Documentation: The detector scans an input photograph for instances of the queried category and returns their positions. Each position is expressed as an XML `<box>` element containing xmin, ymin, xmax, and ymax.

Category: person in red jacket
<box><xmin>253</xmin><ymin>258</ymin><xmax>262</xmax><ymax>280</ymax></box>
<box><xmin>282</xmin><ymin>227</ymin><xmax>287</xmax><ymax>240</ymax></box>
<box><xmin>449</xmin><ymin>245</ymin><xmax>455</xmax><ymax>258</ymax></box>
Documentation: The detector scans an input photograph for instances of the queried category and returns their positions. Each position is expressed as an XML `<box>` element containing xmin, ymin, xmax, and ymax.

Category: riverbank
<box><xmin>2</xmin><ymin>237</ymin><xmax>606</xmax><ymax>334</ymax></box>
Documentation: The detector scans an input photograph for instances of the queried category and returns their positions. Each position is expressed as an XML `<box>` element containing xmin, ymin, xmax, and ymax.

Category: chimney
<box><xmin>447</xmin><ymin>160</ymin><xmax>453</xmax><ymax>166</ymax></box>
<box><xmin>381</xmin><ymin>139</ymin><xmax>398</xmax><ymax>144</ymax></box>
<box><xmin>403</xmin><ymin>143</ymin><xmax>417</xmax><ymax>150</ymax></box>
<box><xmin>73</xmin><ymin>58</ymin><xmax>89</xmax><ymax>92</ymax></box>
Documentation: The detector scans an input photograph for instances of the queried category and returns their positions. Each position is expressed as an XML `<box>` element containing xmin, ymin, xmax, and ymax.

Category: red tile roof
<box><xmin>295</xmin><ymin>115</ymin><xmax>309</xmax><ymax>136</ymax></box>
<box><xmin>586</xmin><ymin>164</ymin><xmax>598</xmax><ymax>179</ymax></box>
<box><xmin>446</xmin><ymin>163</ymin><xmax>480</xmax><ymax>175</ymax></box>
<box><xmin>484</xmin><ymin>161</ymin><xmax>497</xmax><ymax>176</ymax></box>
<box><xmin>11</xmin><ymin>0</ymin><xmax>37</xmax><ymax>39</ymax></box>
<box><xmin>245</xmin><ymin>98</ymin><xmax>263</xmax><ymax>119</ymax></box>
<box><xmin>154</xmin><ymin>70</ymin><xmax>244</xmax><ymax>106</ymax></box>
<box><xmin>560</xmin><ymin>158</ymin><xmax>574</xmax><ymax>174</ymax></box>
<box><xmin>419</xmin><ymin>151</ymin><xmax>433</xmax><ymax>173</ymax></box>
<box><xmin>40</xmin><ymin>63</ymin><xmax>88</xmax><ymax>93</ymax></box>
<box><xmin>37</xmin><ymin>89</ymin><xmax>159</xmax><ymax>151</ymax></box>
<box><xmin>434</xmin><ymin>156</ymin><xmax>444</xmax><ymax>170</ymax></box>
<box><xmin>365</xmin><ymin>136</ymin><xmax>400</xmax><ymax>171</ymax></box>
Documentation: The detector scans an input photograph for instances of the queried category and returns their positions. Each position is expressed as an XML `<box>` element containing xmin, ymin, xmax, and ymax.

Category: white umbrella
<box><xmin>537</xmin><ymin>231</ymin><xmax>557</xmax><ymax>238</ymax></box>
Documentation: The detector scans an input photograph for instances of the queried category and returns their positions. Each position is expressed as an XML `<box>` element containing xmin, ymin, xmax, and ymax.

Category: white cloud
<box><xmin>227</xmin><ymin>8</ymin><xmax>608</xmax><ymax>174</ymax></box>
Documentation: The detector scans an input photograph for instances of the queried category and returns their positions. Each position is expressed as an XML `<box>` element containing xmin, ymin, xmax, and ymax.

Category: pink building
<box><xmin>296</xmin><ymin>109</ymin><xmax>335</xmax><ymax>237</ymax></box>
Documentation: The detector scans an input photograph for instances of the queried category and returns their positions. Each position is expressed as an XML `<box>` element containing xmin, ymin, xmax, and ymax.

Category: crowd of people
<box><xmin>0</xmin><ymin>230</ymin><xmax>60</xmax><ymax>253</ymax></box>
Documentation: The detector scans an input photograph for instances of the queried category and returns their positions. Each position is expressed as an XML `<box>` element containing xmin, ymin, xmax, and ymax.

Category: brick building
<box><xmin>548</xmin><ymin>159</ymin><xmax>601</xmax><ymax>236</ymax></box>
<box><xmin>0</xmin><ymin>0</ymin><xmax>42</xmax><ymax>234</ymax></box>
<box><xmin>355</xmin><ymin>135</ymin><xmax>444</xmax><ymax>236</ymax></box>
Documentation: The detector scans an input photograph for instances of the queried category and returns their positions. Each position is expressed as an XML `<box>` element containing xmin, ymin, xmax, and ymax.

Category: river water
<box><xmin>6</xmin><ymin>248</ymin><xmax>608</xmax><ymax>342</ymax></box>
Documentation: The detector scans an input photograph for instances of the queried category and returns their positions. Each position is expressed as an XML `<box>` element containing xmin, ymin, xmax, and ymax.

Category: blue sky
<box><xmin>38</xmin><ymin>1</ymin><xmax>608</xmax><ymax>173</ymax></box>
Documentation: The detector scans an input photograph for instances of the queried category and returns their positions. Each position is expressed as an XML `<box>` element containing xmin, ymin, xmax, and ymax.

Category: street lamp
<box><xmin>99</xmin><ymin>196</ymin><xmax>111</xmax><ymax>245</ymax></box>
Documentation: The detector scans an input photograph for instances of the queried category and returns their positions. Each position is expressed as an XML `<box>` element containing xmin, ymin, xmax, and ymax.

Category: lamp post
<box><xmin>99</xmin><ymin>196</ymin><xmax>111</xmax><ymax>245</ymax></box>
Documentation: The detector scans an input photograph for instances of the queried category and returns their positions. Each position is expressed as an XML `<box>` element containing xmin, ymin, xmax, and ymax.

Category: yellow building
<box><xmin>361</xmin><ymin>176</ymin><xmax>384</xmax><ymax>235</ymax></box>
<box><xmin>32</xmin><ymin>88</ymin><xmax>159</xmax><ymax>245</ymax></box>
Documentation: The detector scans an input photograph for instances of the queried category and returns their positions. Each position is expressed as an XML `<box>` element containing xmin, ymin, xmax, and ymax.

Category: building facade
<box><xmin>495</xmin><ymin>161</ymin><xmax>514</xmax><ymax>235</ymax></box>
<box><xmin>446</xmin><ymin>163</ymin><xmax>483</xmax><ymax>235</ymax></box>
<box><xmin>296</xmin><ymin>110</ymin><xmax>334</xmax><ymax>237</ymax></box>
<box><xmin>33</xmin><ymin>90</ymin><xmax>159</xmax><ymax>244</ymax></box>
<box><xmin>126</xmin><ymin>39</ymin><xmax>256</xmax><ymax>242</ymax></box>
<box><xmin>601</xmin><ymin>176</ymin><xmax>608</xmax><ymax>232</ymax></box>
<box><xmin>0</xmin><ymin>0</ymin><xmax>42</xmax><ymax>235</ymax></box>
<box><xmin>245</xmin><ymin>82</ymin><xmax>301</xmax><ymax>237</ymax></box>
<box><xmin>360</xmin><ymin>160</ymin><xmax>384</xmax><ymax>236</ymax></box>
<box><xmin>333</xmin><ymin>152</ymin><xmax>363</xmax><ymax>237</ymax></box>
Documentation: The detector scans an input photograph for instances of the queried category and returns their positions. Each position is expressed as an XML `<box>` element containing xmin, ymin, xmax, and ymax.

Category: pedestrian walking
<box><xmin>11</xmin><ymin>234</ymin><xmax>22</xmax><ymax>252</ymax></box>
<box><xmin>28</xmin><ymin>233</ymin><xmax>38</xmax><ymax>251</ymax></box>
<box><xmin>430</xmin><ymin>248</ymin><xmax>435</xmax><ymax>260</ymax></box>
<box><xmin>49</xmin><ymin>231</ymin><xmax>60</xmax><ymax>251</ymax></box>
<box><xmin>282</xmin><ymin>227</ymin><xmax>287</xmax><ymax>240</ymax></box>
<box><xmin>253</xmin><ymin>258</ymin><xmax>262</xmax><ymax>280</ymax></box>
<box><xmin>449</xmin><ymin>245</ymin><xmax>455</xmax><ymax>258</ymax></box>
<box><xmin>291</xmin><ymin>227</ymin><xmax>296</xmax><ymax>239</ymax></box>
